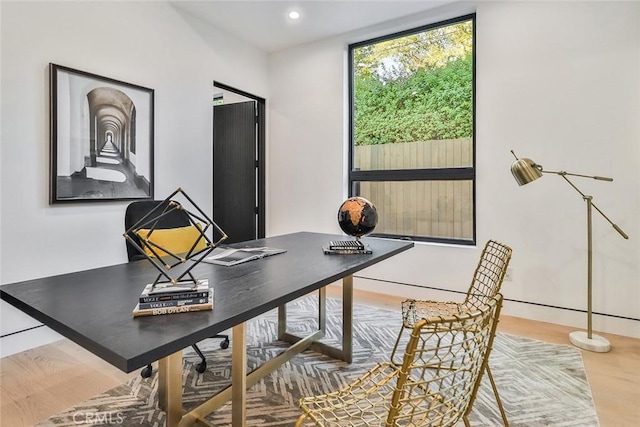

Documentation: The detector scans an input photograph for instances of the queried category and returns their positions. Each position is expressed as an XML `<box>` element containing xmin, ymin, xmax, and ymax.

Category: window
<box><xmin>348</xmin><ymin>14</ymin><xmax>475</xmax><ymax>245</ymax></box>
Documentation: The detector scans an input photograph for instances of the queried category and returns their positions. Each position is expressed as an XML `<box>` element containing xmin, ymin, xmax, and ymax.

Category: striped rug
<box><xmin>37</xmin><ymin>297</ymin><xmax>599</xmax><ymax>426</ymax></box>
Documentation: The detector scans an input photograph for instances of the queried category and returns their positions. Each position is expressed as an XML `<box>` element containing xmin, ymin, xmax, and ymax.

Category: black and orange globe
<box><xmin>337</xmin><ymin>197</ymin><xmax>378</xmax><ymax>238</ymax></box>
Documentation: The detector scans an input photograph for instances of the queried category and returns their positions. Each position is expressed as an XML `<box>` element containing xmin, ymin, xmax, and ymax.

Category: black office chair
<box><xmin>125</xmin><ymin>200</ymin><xmax>229</xmax><ymax>378</ymax></box>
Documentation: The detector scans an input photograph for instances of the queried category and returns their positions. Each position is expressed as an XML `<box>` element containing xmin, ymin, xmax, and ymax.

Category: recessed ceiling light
<box><xmin>288</xmin><ymin>10</ymin><xmax>300</xmax><ymax>20</ymax></box>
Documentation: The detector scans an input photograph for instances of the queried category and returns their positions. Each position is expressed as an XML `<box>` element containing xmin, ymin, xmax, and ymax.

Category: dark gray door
<box><xmin>213</xmin><ymin>101</ymin><xmax>257</xmax><ymax>243</ymax></box>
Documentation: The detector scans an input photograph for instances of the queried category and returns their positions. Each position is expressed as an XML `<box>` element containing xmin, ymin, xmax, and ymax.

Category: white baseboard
<box><xmin>353</xmin><ymin>276</ymin><xmax>640</xmax><ymax>339</ymax></box>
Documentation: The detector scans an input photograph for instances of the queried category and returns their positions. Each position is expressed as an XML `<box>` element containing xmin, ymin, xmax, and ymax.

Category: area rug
<box><xmin>37</xmin><ymin>297</ymin><xmax>599</xmax><ymax>426</ymax></box>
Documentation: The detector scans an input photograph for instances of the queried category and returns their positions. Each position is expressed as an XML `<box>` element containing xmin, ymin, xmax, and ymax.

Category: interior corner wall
<box><xmin>0</xmin><ymin>1</ymin><xmax>268</xmax><ymax>355</ymax></box>
<box><xmin>267</xmin><ymin>1</ymin><xmax>640</xmax><ymax>338</ymax></box>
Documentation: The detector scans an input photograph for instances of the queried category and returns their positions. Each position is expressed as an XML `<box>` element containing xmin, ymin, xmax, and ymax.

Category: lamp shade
<box><xmin>510</xmin><ymin>158</ymin><xmax>543</xmax><ymax>186</ymax></box>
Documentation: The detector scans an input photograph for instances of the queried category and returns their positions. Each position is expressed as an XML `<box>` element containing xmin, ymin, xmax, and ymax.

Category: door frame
<box><xmin>213</xmin><ymin>81</ymin><xmax>266</xmax><ymax>239</ymax></box>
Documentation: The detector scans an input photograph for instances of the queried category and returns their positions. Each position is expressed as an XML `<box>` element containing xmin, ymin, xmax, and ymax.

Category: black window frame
<box><xmin>348</xmin><ymin>13</ymin><xmax>476</xmax><ymax>246</ymax></box>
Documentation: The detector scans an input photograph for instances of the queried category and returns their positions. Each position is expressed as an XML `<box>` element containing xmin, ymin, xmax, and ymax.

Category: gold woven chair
<box><xmin>395</xmin><ymin>239</ymin><xmax>512</xmax><ymax>426</ymax></box>
<box><xmin>295</xmin><ymin>294</ymin><xmax>503</xmax><ymax>427</ymax></box>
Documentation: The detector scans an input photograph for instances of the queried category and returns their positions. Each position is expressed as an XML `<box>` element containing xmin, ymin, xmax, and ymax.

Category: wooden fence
<box><xmin>354</xmin><ymin>138</ymin><xmax>473</xmax><ymax>240</ymax></box>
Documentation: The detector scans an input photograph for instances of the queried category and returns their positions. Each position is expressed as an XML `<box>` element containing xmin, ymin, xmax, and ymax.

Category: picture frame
<box><xmin>49</xmin><ymin>63</ymin><xmax>154</xmax><ymax>204</ymax></box>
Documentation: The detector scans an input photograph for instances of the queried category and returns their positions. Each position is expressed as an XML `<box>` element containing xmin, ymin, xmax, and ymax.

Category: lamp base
<box><xmin>569</xmin><ymin>331</ymin><xmax>611</xmax><ymax>353</ymax></box>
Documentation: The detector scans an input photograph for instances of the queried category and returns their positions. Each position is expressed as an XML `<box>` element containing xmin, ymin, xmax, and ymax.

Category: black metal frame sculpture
<box><xmin>124</xmin><ymin>187</ymin><xmax>227</xmax><ymax>289</ymax></box>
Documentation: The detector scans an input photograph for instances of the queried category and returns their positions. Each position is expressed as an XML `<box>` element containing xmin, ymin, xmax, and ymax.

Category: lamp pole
<box><xmin>586</xmin><ymin>195</ymin><xmax>593</xmax><ymax>340</ymax></box>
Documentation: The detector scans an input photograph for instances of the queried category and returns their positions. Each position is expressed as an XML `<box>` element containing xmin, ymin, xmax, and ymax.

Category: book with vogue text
<box><xmin>138</xmin><ymin>279</ymin><xmax>210</xmax><ymax>303</ymax></box>
<box><xmin>138</xmin><ymin>296</ymin><xmax>210</xmax><ymax>310</ymax></box>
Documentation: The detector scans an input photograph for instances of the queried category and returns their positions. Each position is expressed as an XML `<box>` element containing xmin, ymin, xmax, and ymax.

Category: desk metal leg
<box><xmin>158</xmin><ymin>351</ymin><xmax>183</xmax><ymax>427</ymax></box>
<box><xmin>232</xmin><ymin>323</ymin><xmax>247</xmax><ymax>427</ymax></box>
<box><xmin>279</xmin><ymin>275</ymin><xmax>353</xmax><ymax>363</ymax></box>
<box><xmin>278</xmin><ymin>287</ymin><xmax>326</xmax><ymax>338</ymax></box>
<box><xmin>178</xmin><ymin>319</ymin><xmax>322</xmax><ymax>426</ymax></box>
<box><xmin>158</xmin><ymin>277</ymin><xmax>353</xmax><ymax>426</ymax></box>
<box><xmin>342</xmin><ymin>275</ymin><xmax>353</xmax><ymax>362</ymax></box>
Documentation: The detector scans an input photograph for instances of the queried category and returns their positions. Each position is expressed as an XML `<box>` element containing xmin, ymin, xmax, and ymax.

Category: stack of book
<box><xmin>132</xmin><ymin>279</ymin><xmax>213</xmax><ymax>318</ymax></box>
<box><xmin>322</xmin><ymin>240</ymin><xmax>373</xmax><ymax>255</ymax></box>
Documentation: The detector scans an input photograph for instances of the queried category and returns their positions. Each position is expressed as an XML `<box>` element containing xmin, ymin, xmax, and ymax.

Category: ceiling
<box><xmin>170</xmin><ymin>1</ymin><xmax>452</xmax><ymax>53</ymax></box>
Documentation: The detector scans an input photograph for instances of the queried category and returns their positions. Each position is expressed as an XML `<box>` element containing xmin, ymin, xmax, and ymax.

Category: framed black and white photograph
<box><xmin>49</xmin><ymin>63</ymin><xmax>154</xmax><ymax>203</ymax></box>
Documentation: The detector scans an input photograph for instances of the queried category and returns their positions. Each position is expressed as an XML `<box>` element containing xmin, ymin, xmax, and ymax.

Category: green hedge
<box><xmin>354</xmin><ymin>54</ymin><xmax>473</xmax><ymax>145</ymax></box>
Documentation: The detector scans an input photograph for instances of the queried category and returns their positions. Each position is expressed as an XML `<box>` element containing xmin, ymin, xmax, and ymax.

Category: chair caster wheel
<box><xmin>220</xmin><ymin>339</ymin><xmax>229</xmax><ymax>349</ymax></box>
<box><xmin>141</xmin><ymin>365</ymin><xmax>153</xmax><ymax>378</ymax></box>
<box><xmin>196</xmin><ymin>361</ymin><xmax>207</xmax><ymax>373</ymax></box>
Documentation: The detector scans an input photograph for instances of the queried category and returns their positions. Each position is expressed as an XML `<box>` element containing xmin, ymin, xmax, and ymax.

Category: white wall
<box><xmin>0</xmin><ymin>1</ymin><xmax>268</xmax><ymax>356</ymax></box>
<box><xmin>268</xmin><ymin>1</ymin><xmax>640</xmax><ymax>338</ymax></box>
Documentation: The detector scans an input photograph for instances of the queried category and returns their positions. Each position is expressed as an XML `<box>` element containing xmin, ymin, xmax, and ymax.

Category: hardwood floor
<box><xmin>1</xmin><ymin>286</ymin><xmax>638</xmax><ymax>426</ymax></box>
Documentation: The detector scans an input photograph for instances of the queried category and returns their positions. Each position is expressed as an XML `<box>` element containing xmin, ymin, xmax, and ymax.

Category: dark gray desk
<box><xmin>1</xmin><ymin>231</ymin><xmax>412</xmax><ymax>426</ymax></box>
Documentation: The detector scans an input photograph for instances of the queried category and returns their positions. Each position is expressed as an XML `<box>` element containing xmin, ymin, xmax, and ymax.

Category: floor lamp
<box><xmin>510</xmin><ymin>150</ymin><xmax>629</xmax><ymax>353</ymax></box>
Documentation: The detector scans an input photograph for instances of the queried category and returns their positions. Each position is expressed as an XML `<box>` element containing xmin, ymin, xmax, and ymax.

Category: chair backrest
<box><xmin>124</xmin><ymin>200</ymin><xmax>191</xmax><ymax>262</ymax></box>
<box><xmin>464</xmin><ymin>240</ymin><xmax>512</xmax><ymax>309</ymax></box>
<box><xmin>389</xmin><ymin>294</ymin><xmax>503</xmax><ymax>426</ymax></box>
